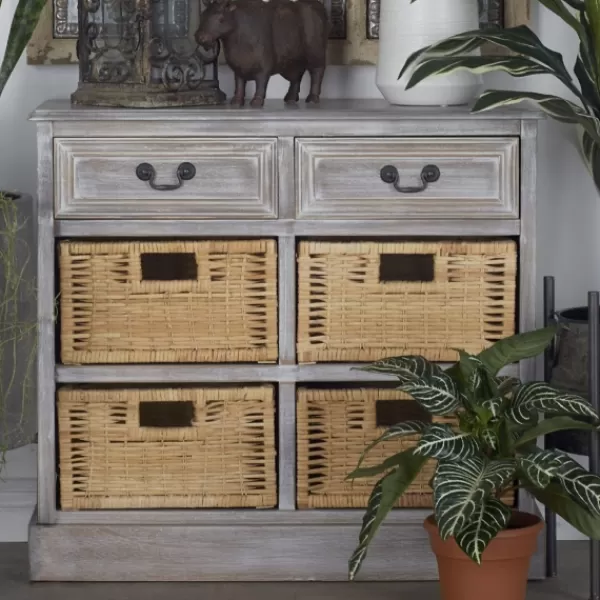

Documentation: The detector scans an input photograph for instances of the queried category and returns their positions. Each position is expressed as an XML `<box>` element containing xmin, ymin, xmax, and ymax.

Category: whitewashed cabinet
<box><xmin>30</xmin><ymin>100</ymin><xmax>543</xmax><ymax>582</ymax></box>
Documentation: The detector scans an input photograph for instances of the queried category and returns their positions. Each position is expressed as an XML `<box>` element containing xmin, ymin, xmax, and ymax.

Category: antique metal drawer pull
<box><xmin>380</xmin><ymin>164</ymin><xmax>441</xmax><ymax>194</ymax></box>
<box><xmin>136</xmin><ymin>162</ymin><xmax>197</xmax><ymax>191</ymax></box>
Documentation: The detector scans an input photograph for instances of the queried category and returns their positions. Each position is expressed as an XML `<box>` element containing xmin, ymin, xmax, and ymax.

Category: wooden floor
<box><xmin>0</xmin><ymin>542</ymin><xmax>591</xmax><ymax>599</ymax></box>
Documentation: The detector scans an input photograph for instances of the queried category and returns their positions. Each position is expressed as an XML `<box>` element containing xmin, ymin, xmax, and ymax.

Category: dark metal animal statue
<box><xmin>195</xmin><ymin>0</ymin><xmax>328</xmax><ymax>107</ymax></box>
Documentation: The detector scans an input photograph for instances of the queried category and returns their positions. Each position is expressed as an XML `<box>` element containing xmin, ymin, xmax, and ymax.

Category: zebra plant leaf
<box><xmin>455</xmin><ymin>498</ymin><xmax>511</xmax><ymax>564</ymax></box>
<box><xmin>400</xmin><ymin>371</ymin><xmax>462</xmax><ymax>416</ymax></box>
<box><xmin>0</xmin><ymin>0</ymin><xmax>46</xmax><ymax>97</ymax></box>
<box><xmin>507</xmin><ymin>382</ymin><xmax>600</xmax><ymax>425</ymax></box>
<box><xmin>524</xmin><ymin>480</ymin><xmax>600</xmax><ymax>540</ymax></box>
<box><xmin>433</xmin><ymin>457</ymin><xmax>516</xmax><ymax>540</ymax></box>
<box><xmin>355</xmin><ymin>356</ymin><xmax>437</xmax><ymax>384</ymax></box>
<box><xmin>406</xmin><ymin>56</ymin><xmax>553</xmax><ymax>91</ymax></box>
<box><xmin>472</xmin><ymin>91</ymin><xmax>600</xmax><ymax>146</ymax></box>
<box><xmin>514</xmin><ymin>416</ymin><xmax>598</xmax><ymax>448</ymax></box>
<box><xmin>349</xmin><ymin>446</ymin><xmax>426</xmax><ymax>480</ymax></box>
<box><xmin>517</xmin><ymin>448</ymin><xmax>565</xmax><ymax>488</ymax></box>
<box><xmin>554</xmin><ymin>452</ymin><xmax>600</xmax><ymax>516</ymax></box>
<box><xmin>481</xmin><ymin>428</ymin><xmax>499</xmax><ymax>451</ymax></box>
<box><xmin>353</xmin><ymin>420</ymin><xmax>428</xmax><ymax>469</ymax></box>
<box><xmin>415</xmin><ymin>424</ymin><xmax>480</xmax><ymax>461</ymax></box>
<box><xmin>520</xmin><ymin>449</ymin><xmax>600</xmax><ymax>516</ymax></box>
<box><xmin>348</xmin><ymin>451</ymin><xmax>428</xmax><ymax>580</ymax></box>
<box><xmin>476</xmin><ymin>326</ymin><xmax>556</xmax><ymax>375</ymax></box>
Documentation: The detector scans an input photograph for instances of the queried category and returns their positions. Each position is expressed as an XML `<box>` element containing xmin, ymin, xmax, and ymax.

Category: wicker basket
<box><xmin>297</xmin><ymin>388</ymin><xmax>515</xmax><ymax>509</ymax></box>
<box><xmin>297</xmin><ymin>240</ymin><xmax>517</xmax><ymax>363</ymax></box>
<box><xmin>59</xmin><ymin>240</ymin><xmax>278</xmax><ymax>364</ymax></box>
<box><xmin>58</xmin><ymin>386</ymin><xmax>277</xmax><ymax>510</ymax></box>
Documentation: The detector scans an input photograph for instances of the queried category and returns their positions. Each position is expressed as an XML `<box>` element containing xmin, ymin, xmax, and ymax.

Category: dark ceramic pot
<box><xmin>546</xmin><ymin>307</ymin><xmax>593</xmax><ymax>455</ymax></box>
<box><xmin>0</xmin><ymin>192</ymin><xmax>37</xmax><ymax>450</ymax></box>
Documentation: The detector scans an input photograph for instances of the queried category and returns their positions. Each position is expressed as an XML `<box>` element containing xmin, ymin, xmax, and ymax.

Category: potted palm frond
<box><xmin>397</xmin><ymin>0</ymin><xmax>600</xmax><ymax>456</ymax></box>
<box><xmin>0</xmin><ymin>0</ymin><xmax>45</xmax><ymax>465</ymax></box>
<box><xmin>348</xmin><ymin>327</ymin><xmax>600</xmax><ymax>600</ymax></box>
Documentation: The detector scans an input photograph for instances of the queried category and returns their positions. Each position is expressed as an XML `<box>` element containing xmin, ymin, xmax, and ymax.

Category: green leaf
<box><xmin>481</xmin><ymin>428</ymin><xmax>499</xmax><ymax>451</ymax></box>
<box><xmin>354</xmin><ymin>356</ymin><xmax>437</xmax><ymax>383</ymax></box>
<box><xmin>0</xmin><ymin>0</ymin><xmax>46</xmax><ymax>97</ymax></box>
<box><xmin>433</xmin><ymin>457</ymin><xmax>516</xmax><ymax>540</ymax></box>
<box><xmin>515</xmin><ymin>416</ymin><xmax>598</xmax><ymax>448</ymax></box>
<box><xmin>554</xmin><ymin>452</ymin><xmax>600</xmax><ymax>516</ymax></box>
<box><xmin>348</xmin><ymin>452</ymin><xmax>428</xmax><ymax>580</ymax></box>
<box><xmin>507</xmin><ymin>382</ymin><xmax>600</xmax><ymax>425</ymax></box>
<box><xmin>517</xmin><ymin>448</ymin><xmax>565</xmax><ymax>488</ymax></box>
<box><xmin>415</xmin><ymin>423</ymin><xmax>480</xmax><ymax>460</ymax></box>
<box><xmin>400</xmin><ymin>26</ymin><xmax>578</xmax><ymax>95</ymax></box>
<box><xmin>354</xmin><ymin>420</ymin><xmax>428</xmax><ymax>470</ymax></box>
<box><xmin>455</xmin><ymin>498</ymin><xmax>511</xmax><ymax>564</ymax></box>
<box><xmin>472</xmin><ymin>90</ymin><xmax>600</xmax><ymax>146</ymax></box>
<box><xmin>476</xmin><ymin>327</ymin><xmax>556</xmax><ymax>375</ymax></box>
<box><xmin>538</xmin><ymin>0</ymin><xmax>584</xmax><ymax>34</ymax></box>
<box><xmin>579</xmin><ymin>129</ymin><xmax>600</xmax><ymax>191</ymax></box>
<box><xmin>482</xmin><ymin>397</ymin><xmax>504</xmax><ymax>418</ymax></box>
<box><xmin>524</xmin><ymin>480</ymin><xmax>600</xmax><ymax>540</ymax></box>
<box><xmin>406</xmin><ymin>56</ymin><xmax>552</xmax><ymax>91</ymax></box>
<box><xmin>348</xmin><ymin>447</ymin><xmax>423</xmax><ymax>480</ymax></box>
<box><xmin>586</xmin><ymin>0</ymin><xmax>600</xmax><ymax>75</ymax></box>
<box><xmin>400</xmin><ymin>370</ymin><xmax>462</xmax><ymax>416</ymax></box>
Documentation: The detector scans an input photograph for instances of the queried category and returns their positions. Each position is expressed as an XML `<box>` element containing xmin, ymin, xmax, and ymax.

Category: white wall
<box><xmin>0</xmin><ymin>1</ymin><xmax>597</xmax><ymax>540</ymax></box>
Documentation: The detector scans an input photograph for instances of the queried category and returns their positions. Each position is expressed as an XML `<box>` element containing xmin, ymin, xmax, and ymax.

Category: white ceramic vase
<box><xmin>376</xmin><ymin>0</ymin><xmax>481</xmax><ymax>106</ymax></box>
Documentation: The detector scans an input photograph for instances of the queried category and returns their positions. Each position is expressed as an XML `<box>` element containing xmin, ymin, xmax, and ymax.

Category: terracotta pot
<box><xmin>424</xmin><ymin>512</ymin><xmax>543</xmax><ymax>600</ymax></box>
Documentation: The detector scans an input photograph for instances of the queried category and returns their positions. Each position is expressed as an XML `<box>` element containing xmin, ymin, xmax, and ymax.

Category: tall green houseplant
<box><xmin>0</xmin><ymin>0</ymin><xmax>45</xmax><ymax>463</ymax></box>
<box><xmin>401</xmin><ymin>0</ymin><xmax>600</xmax><ymax>190</ymax></box>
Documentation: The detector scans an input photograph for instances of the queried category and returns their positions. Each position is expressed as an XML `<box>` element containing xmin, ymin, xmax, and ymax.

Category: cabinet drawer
<box><xmin>55</xmin><ymin>138</ymin><xmax>277</xmax><ymax>219</ymax></box>
<box><xmin>296</xmin><ymin>137</ymin><xmax>519</xmax><ymax>219</ymax></box>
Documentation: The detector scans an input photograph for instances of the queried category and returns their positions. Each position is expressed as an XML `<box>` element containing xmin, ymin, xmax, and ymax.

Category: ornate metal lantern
<box><xmin>72</xmin><ymin>0</ymin><xmax>225</xmax><ymax>107</ymax></box>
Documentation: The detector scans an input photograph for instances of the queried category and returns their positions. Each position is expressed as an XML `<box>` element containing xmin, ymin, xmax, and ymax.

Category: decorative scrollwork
<box><xmin>79</xmin><ymin>0</ymin><xmax>141</xmax><ymax>84</ymax></box>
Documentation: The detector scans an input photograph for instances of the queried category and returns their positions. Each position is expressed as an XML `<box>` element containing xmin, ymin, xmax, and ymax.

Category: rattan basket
<box><xmin>58</xmin><ymin>386</ymin><xmax>277</xmax><ymax>510</ymax></box>
<box><xmin>297</xmin><ymin>240</ymin><xmax>517</xmax><ymax>363</ymax></box>
<box><xmin>59</xmin><ymin>240</ymin><xmax>278</xmax><ymax>364</ymax></box>
<box><xmin>297</xmin><ymin>387</ymin><xmax>515</xmax><ymax>509</ymax></box>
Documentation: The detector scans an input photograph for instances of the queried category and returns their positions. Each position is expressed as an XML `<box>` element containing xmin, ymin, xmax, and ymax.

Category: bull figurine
<box><xmin>195</xmin><ymin>0</ymin><xmax>328</xmax><ymax>108</ymax></box>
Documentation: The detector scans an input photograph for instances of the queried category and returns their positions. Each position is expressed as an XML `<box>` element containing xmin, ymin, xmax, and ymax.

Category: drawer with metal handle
<box><xmin>54</xmin><ymin>137</ymin><xmax>278</xmax><ymax>219</ymax></box>
<box><xmin>296</xmin><ymin>137</ymin><xmax>519</xmax><ymax>219</ymax></box>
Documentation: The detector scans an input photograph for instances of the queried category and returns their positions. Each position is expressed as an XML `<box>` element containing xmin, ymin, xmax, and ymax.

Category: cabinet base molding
<box><xmin>29</xmin><ymin>520</ymin><xmax>545</xmax><ymax>582</ymax></box>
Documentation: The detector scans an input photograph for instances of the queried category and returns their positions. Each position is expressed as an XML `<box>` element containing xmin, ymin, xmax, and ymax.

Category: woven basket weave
<box><xmin>59</xmin><ymin>240</ymin><xmax>278</xmax><ymax>364</ymax></box>
<box><xmin>297</xmin><ymin>388</ymin><xmax>515</xmax><ymax>509</ymax></box>
<box><xmin>58</xmin><ymin>386</ymin><xmax>277</xmax><ymax>510</ymax></box>
<box><xmin>297</xmin><ymin>240</ymin><xmax>517</xmax><ymax>363</ymax></box>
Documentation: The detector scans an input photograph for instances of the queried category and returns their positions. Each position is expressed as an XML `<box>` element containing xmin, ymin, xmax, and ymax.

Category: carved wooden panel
<box><xmin>296</xmin><ymin>137</ymin><xmax>520</xmax><ymax>219</ymax></box>
<box><xmin>54</xmin><ymin>137</ymin><xmax>278</xmax><ymax>219</ymax></box>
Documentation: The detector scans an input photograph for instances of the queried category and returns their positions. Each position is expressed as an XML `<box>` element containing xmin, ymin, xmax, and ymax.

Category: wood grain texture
<box><xmin>54</xmin><ymin>137</ymin><xmax>277</xmax><ymax>219</ymax></box>
<box><xmin>297</xmin><ymin>137</ymin><xmax>519</xmax><ymax>220</ymax></box>
<box><xmin>519</xmin><ymin>120</ymin><xmax>540</xmax><ymax>385</ymax></box>
<box><xmin>53</xmin><ymin>508</ymin><xmax>430</xmax><ymax>526</ymax></box>
<box><xmin>55</xmin><ymin>218</ymin><xmax>521</xmax><ymax>238</ymax></box>
<box><xmin>278</xmin><ymin>237</ymin><xmax>297</xmax><ymax>364</ymax></box>
<box><xmin>35</xmin><ymin>122</ymin><xmax>57</xmax><ymax>525</ymax></box>
<box><xmin>28</xmin><ymin>518</ymin><xmax>545</xmax><ymax>582</ymax></box>
<box><xmin>55</xmin><ymin>363</ymin><xmax>520</xmax><ymax>384</ymax></box>
<box><xmin>33</xmin><ymin>99</ymin><xmax>542</xmax><ymax>123</ymax></box>
<box><xmin>278</xmin><ymin>383</ymin><xmax>296</xmax><ymax>510</ymax></box>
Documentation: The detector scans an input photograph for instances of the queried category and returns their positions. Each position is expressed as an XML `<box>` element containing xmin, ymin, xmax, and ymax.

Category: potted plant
<box><xmin>348</xmin><ymin>327</ymin><xmax>600</xmax><ymax>600</ymax></box>
<box><xmin>395</xmin><ymin>0</ymin><xmax>600</xmax><ymax>457</ymax></box>
<box><xmin>0</xmin><ymin>0</ymin><xmax>45</xmax><ymax>465</ymax></box>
